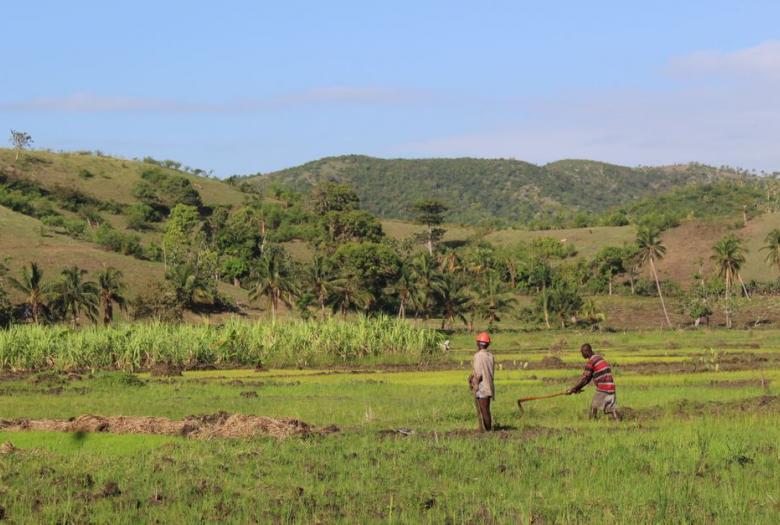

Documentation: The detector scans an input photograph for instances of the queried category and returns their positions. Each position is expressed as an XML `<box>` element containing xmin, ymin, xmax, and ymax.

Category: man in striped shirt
<box><xmin>567</xmin><ymin>343</ymin><xmax>619</xmax><ymax>420</ymax></box>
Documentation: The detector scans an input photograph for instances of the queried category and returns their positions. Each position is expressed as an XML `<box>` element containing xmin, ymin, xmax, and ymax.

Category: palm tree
<box><xmin>410</xmin><ymin>253</ymin><xmax>444</xmax><ymax>321</ymax></box>
<box><xmin>636</xmin><ymin>228</ymin><xmax>672</xmax><ymax>328</ymax></box>
<box><xmin>97</xmin><ymin>267</ymin><xmax>128</xmax><ymax>325</ymax></box>
<box><xmin>249</xmin><ymin>246</ymin><xmax>297</xmax><ymax>321</ymax></box>
<box><xmin>471</xmin><ymin>271</ymin><xmax>517</xmax><ymax>328</ymax></box>
<box><xmin>305</xmin><ymin>254</ymin><xmax>336</xmax><ymax>320</ymax></box>
<box><xmin>165</xmin><ymin>263</ymin><xmax>215</xmax><ymax>309</ymax></box>
<box><xmin>328</xmin><ymin>275</ymin><xmax>372</xmax><ymax>317</ymax></box>
<box><xmin>711</xmin><ymin>235</ymin><xmax>749</xmax><ymax>328</ymax></box>
<box><xmin>527</xmin><ymin>258</ymin><xmax>553</xmax><ymax>328</ymax></box>
<box><xmin>434</xmin><ymin>272</ymin><xmax>471</xmax><ymax>330</ymax></box>
<box><xmin>8</xmin><ymin>262</ymin><xmax>49</xmax><ymax>324</ymax></box>
<box><xmin>761</xmin><ymin>228</ymin><xmax>780</xmax><ymax>275</ymax></box>
<box><xmin>49</xmin><ymin>266</ymin><xmax>99</xmax><ymax>326</ymax></box>
<box><xmin>384</xmin><ymin>262</ymin><xmax>415</xmax><ymax>319</ymax></box>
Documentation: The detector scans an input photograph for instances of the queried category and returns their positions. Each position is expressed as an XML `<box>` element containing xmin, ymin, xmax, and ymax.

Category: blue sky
<box><xmin>2</xmin><ymin>1</ymin><xmax>780</xmax><ymax>175</ymax></box>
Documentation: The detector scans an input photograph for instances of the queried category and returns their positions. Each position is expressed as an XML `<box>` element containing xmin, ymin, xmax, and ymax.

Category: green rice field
<box><xmin>0</xmin><ymin>326</ymin><xmax>778</xmax><ymax>523</ymax></box>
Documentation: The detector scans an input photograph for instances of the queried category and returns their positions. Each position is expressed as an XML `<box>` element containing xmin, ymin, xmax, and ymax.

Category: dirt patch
<box><xmin>619</xmin><ymin>395</ymin><xmax>780</xmax><ymax>421</ymax></box>
<box><xmin>150</xmin><ymin>363</ymin><xmax>183</xmax><ymax>377</ymax></box>
<box><xmin>538</xmin><ymin>356</ymin><xmax>568</xmax><ymax>369</ymax></box>
<box><xmin>0</xmin><ymin>411</ymin><xmax>337</xmax><ymax>439</ymax></box>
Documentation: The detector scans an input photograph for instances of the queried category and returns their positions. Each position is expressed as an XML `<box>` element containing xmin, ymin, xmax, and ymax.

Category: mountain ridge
<box><xmin>238</xmin><ymin>155</ymin><xmax>753</xmax><ymax>226</ymax></box>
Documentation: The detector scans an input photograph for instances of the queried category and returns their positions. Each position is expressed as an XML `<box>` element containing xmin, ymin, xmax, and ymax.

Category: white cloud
<box><xmin>0</xmin><ymin>86</ymin><xmax>425</xmax><ymax>113</ymax></box>
<box><xmin>398</xmin><ymin>42</ymin><xmax>780</xmax><ymax>172</ymax></box>
<box><xmin>668</xmin><ymin>40</ymin><xmax>780</xmax><ymax>80</ymax></box>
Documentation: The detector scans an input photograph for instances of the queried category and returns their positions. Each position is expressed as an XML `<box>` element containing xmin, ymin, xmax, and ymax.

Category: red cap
<box><xmin>476</xmin><ymin>332</ymin><xmax>491</xmax><ymax>344</ymax></box>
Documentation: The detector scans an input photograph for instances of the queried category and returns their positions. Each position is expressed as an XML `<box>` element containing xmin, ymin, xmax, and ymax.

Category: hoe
<box><xmin>517</xmin><ymin>391</ymin><xmax>568</xmax><ymax>416</ymax></box>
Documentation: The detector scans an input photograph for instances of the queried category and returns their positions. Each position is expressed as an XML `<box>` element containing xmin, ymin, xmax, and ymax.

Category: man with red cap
<box><xmin>468</xmin><ymin>332</ymin><xmax>495</xmax><ymax>431</ymax></box>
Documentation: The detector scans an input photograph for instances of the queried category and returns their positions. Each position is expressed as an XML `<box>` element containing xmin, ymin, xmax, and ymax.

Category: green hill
<box><xmin>238</xmin><ymin>155</ymin><xmax>751</xmax><ymax>225</ymax></box>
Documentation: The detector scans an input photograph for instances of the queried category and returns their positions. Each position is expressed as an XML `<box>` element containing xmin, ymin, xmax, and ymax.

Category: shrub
<box><xmin>93</xmin><ymin>224</ymin><xmax>143</xmax><ymax>258</ymax></box>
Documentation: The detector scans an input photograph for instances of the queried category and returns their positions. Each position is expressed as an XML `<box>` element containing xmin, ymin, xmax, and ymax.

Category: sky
<box><xmin>2</xmin><ymin>1</ymin><xmax>780</xmax><ymax>176</ymax></box>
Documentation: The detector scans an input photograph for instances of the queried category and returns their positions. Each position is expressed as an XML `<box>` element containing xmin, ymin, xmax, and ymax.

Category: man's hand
<box><xmin>567</xmin><ymin>387</ymin><xmax>580</xmax><ymax>395</ymax></box>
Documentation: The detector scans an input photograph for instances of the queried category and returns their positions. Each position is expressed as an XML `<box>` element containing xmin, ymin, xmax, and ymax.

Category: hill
<box><xmin>238</xmin><ymin>155</ymin><xmax>751</xmax><ymax>225</ymax></box>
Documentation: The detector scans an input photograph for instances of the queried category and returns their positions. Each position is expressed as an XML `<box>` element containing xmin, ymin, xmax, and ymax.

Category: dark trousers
<box><xmin>475</xmin><ymin>397</ymin><xmax>492</xmax><ymax>431</ymax></box>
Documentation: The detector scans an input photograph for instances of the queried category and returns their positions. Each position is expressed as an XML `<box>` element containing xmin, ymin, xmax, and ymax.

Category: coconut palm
<box><xmin>7</xmin><ymin>262</ymin><xmax>49</xmax><ymax>323</ymax></box>
<box><xmin>384</xmin><ymin>262</ymin><xmax>415</xmax><ymax>319</ymax></box>
<box><xmin>434</xmin><ymin>272</ymin><xmax>471</xmax><ymax>330</ymax></box>
<box><xmin>97</xmin><ymin>267</ymin><xmax>128</xmax><ymax>325</ymax></box>
<box><xmin>409</xmin><ymin>253</ymin><xmax>444</xmax><ymax>321</ymax></box>
<box><xmin>305</xmin><ymin>254</ymin><xmax>337</xmax><ymax>320</ymax></box>
<box><xmin>761</xmin><ymin>228</ymin><xmax>780</xmax><ymax>275</ymax></box>
<box><xmin>527</xmin><ymin>258</ymin><xmax>553</xmax><ymax>328</ymax></box>
<box><xmin>636</xmin><ymin>228</ymin><xmax>672</xmax><ymax>328</ymax></box>
<box><xmin>471</xmin><ymin>271</ymin><xmax>517</xmax><ymax>328</ymax></box>
<box><xmin>328</xmin><ymin>275</ymin><xmax>372</xmax><ymax>317</ymax></box>
<box><xmin>49</xmin><ymin>266</ymin><xmax>99</xmax><ymax>326</ymax></box>
<box><xmin>165</xmin><ymin>263</ymin><xmax>215</xmax><ymax>309</ymax></box>
<box><xmin>248</xmin><ymin>246</ymin><xmax>297</xmax><ymax>321</ymax></box>
<box><xmin>711</xmin><ymin>235</ymin><xmax>749</xmax><ymax>328</ymax></box>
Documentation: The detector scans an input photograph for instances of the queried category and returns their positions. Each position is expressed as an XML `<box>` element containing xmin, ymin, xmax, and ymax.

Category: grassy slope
<box><xmin>0</xmin><ymin>148</ymin><xmax>245</xmax><ymax>207</ymax></box>
<box><xmin>0</xmin><ymin>205</ymin><xmax>164</xmax><ymax>295</ymax></box>
<box><xmin>655</xmin><ymin>212</ymin><xmax>780</xmax><ymax>283</ymax></box>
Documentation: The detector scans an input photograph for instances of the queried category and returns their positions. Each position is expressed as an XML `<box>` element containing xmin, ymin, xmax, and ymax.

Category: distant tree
<box><xmin>622</xmin><ymin>244</ymin><xmax>642</xmax><ymax>295</ymax></box>
<box><xmin>471</xmin><ymin>271</ymin><xmax>517</xmax><ymax>328</ymax></box>
<box><xmin>49</xmin><ymin>267</ymin><xmax>99</xmax><ymax>326</ymax></box>
<box><xmin>761</xmin><ymin>228</ymin><xmax>780</xmax><ymax>275</ymax></box>
<box><xmin>97</xmin><ymin>267</ymin><xmax>128</xmax><ymax>325</ymax></box>
<box><xmin>322</xmin><ymin>210</ymin><xmax>384</xmax><ymax>243</ymax></box>
<box><xmin>165</xmin><ymin>263</ymin><xmax>216</xmax><ymax>310</ymax></box>
<box><xmin>162</xmin><ymin>204</ymin><xmax>202</xmax><ymax>269</ymax></box>
<box><xmin>328</xmin><ymin>275</ymin><xmax>372</xmax><ymax>317</ymax></box>
<box><xmin>7</xmin><ymin>262</ymin><xmax>49</xmax><ymax>324</ymax></box>
<box><xmin>305</xmin><ymin>254</ymin><xmax>337</xmax><ymax>320</ymax></box>
<box><xmin>412</xmin><ymin>199</ymin><xmax>448</xmax><ymax>255</ymax></box>
<box><xmin>593</xmin><ymin>246</ymin><xmax>626</xmax><ymax>296</ymax></box>
<box><xmin>545</xmin><ymin>279</ymin><xmax>584</xmax><ymax>329</ymax></box>
<box><xmin>248</xmin><ymin>246</ymin><xmax>297</xmax><ymax>321</ymax></box>
<box><xmin>711</xmin><ymin>234</ymin><xmax>749</xmax><ymax>328</ymax></box>
<box><xmin>133</xmin><ymin>169</ymin><xmax>202</xmax><ymax>215</ymax></box>
<box><xmin>312</xmin><ymin>182</ymin><xmax>360</xmax><ymax>214</ymax></box>
<box><xmin>332</xmin><ymin>242</ymin><xmax>401</xmax><ymax>307</ymax></box>
<box><xmin>9</xmin><ymin>130</ymin><xmax>33</xmax><ymax>161</ymax></box>
<box><xmin>409</xmin><ymin>253</ymin><xmax>444</xmax><ymax>320</ymax></box>
<box><xmin>384</xmin><ymin>262</ymin><xmax>415</xmax><ymax>319</ymax></box>
<box><xmin>636</xmin><ymin>228</ymin><xmax>673</xmax><ymax>328</ymax></box>
<box><xmin>434</xmin><ymin>272</ymin><xmax>471</xmax><ymax>330</ymax></box>
<box><xmin>526</xmin><ymin>258</ymin><xmax>553</xmax><ymax>328</ymax></box>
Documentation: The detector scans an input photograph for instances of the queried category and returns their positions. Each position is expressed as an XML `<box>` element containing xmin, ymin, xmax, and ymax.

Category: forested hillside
<box><xmin>238</xmin><ymin>155</ymin><xmax>757</xmax><ymax>226</ymax></box>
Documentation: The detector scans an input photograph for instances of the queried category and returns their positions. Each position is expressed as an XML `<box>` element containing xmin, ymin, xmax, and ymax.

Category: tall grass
<box><xmin>0</xmin><ymin>316</ymin><xmax>443</xmax><ymax>371</ymax></box>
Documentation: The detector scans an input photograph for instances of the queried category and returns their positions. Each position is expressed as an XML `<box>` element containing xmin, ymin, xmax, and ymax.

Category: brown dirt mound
<box><xmin>538</xmin><ymin>356</ymin><xmax>568</xmax><ymax>369</ymax></box>
<box><xmin>0</xmin><ymin>411</ymin><xmax>336</xmax><ymax>439</ymax></box>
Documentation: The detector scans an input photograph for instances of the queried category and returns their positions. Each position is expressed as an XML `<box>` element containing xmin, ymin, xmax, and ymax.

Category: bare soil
<box><xmin>0</xmin><ymin>411</ymin><xmax>337</xmax><ymax>439</ymax></box>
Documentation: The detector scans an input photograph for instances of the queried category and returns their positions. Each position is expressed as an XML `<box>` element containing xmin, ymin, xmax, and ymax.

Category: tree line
<box><xmin>2</xmin><ymin>177</ymin><xmax>779</xmax><ymax>330</ymax></box>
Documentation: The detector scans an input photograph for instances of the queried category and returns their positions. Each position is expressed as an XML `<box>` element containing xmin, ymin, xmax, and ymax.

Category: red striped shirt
<box><xmin>576</xmin><ymin>354</ymin><xmax>615</xmax><ymax>393</ymax></box>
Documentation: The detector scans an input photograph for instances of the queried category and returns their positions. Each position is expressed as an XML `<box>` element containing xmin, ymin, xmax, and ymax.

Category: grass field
<box><xmin>0</xmin><ymin>148</ymin><xmax>246</xmax><ymax>208</ymax></box>
<box><xmin>0</xmin><ymin>328</ymin><xmax>778</xmax><ymax>523</ymax></box>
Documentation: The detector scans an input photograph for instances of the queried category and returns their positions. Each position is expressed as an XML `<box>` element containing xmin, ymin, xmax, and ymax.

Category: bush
<box><xmin>93</xmin><ymin>224</ymin><xmax>143</xmax><ymax>258</ymax></box>
<box><xmin>126</xmin><ymin>203</ymin><xmax>160</xmax><ymax>231</ymax></box>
